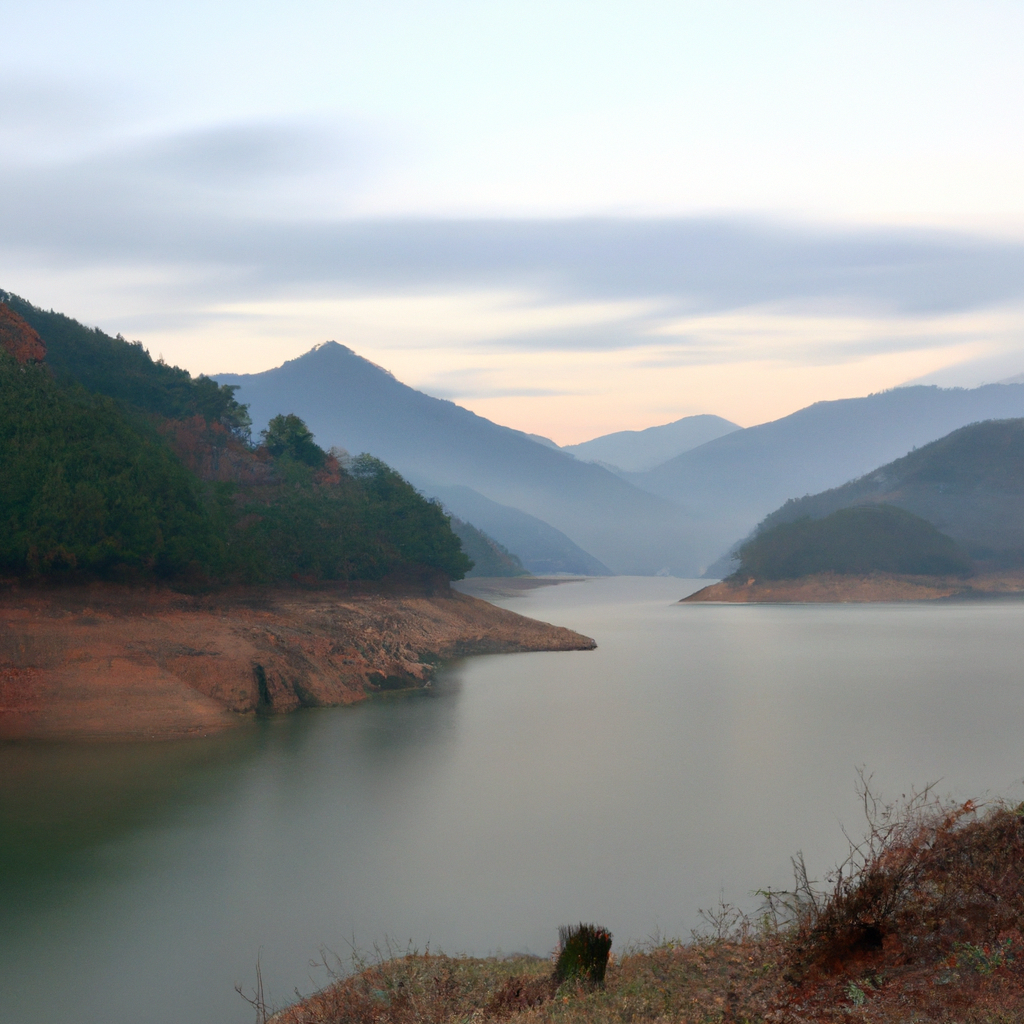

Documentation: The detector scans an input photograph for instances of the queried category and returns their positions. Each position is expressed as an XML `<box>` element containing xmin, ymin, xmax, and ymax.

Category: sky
<box><xmin>2</xmin><ymin>0</ymin><xmax>1024</xmax><ymax>443</ymax></box>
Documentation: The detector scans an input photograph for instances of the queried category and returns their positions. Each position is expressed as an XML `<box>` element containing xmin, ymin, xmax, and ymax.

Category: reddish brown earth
<box><xmin>682</xmin><ymin>571</ymin><xmax>1024</xmax><ymax>603</ymax></box>
<box><xmin>0</xmin><ymin>582</ymin><xmax>595</xmax><ymax>741</ymax></box>
<box><xmin>0</xmin><ymin>303</ymin><xmax>46</xmax><ymax>365</ymax></box>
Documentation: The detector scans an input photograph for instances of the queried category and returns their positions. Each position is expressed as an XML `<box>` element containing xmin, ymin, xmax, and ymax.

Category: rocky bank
<box><xmin>0</xmin><ymin>582</ymin><xmax>595</xmax><ymax>741</ymax></box>
<box><xmin>682</xmin><ymin>570</ymin><xmax>1024</xmax><ymax>603</ymax></box>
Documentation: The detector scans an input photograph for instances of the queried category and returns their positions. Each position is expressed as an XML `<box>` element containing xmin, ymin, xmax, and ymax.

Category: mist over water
<box><xmin>2</xmin><ymin>577</ymin><xmax>1023</xmax><ymax>1024</ymax></box>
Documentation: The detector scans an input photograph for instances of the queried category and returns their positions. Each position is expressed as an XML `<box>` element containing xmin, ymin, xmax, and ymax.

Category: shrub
<box><xmin>761</xmin><ymin>772</ymin><xmax>1024</xmax><ymax>1010</ymax></box>
<box><xmin>553</xmin><ymin>923</ymin><xmax>613</xmax><ymax>987</ymax></box>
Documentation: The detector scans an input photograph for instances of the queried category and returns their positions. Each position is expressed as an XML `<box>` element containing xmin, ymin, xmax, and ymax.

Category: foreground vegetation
<box><xmin>253</xmin><ymin>788</ymin><xmax>1024</xmax><ymax>1023</ymax></box>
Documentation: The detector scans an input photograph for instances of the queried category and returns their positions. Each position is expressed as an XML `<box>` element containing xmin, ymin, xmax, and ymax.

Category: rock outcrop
<box><xmin>0</xmin><ymin>583</ymin><xmax>595</xmax><ymax>741</ymax></box>
<box><xmin>0</xmin><ymin>303</ymin><xmax>46</xmax><ymax>365</ymax></box>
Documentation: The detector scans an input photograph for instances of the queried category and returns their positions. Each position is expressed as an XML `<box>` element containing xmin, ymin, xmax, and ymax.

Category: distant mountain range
<box><xmin>429</xmin><ymin>485</ymin><xmax>611</xmax><ymax>576</ymax></box>
<box><xmin>753</xmin><ymin>419</ymin><xmax>1024</xmax><ymax>566</ymax></box>
<box><xmin>219</xmin><ymin>345</ymin><xmax>1024</xmax><ymax>577</ymax></box>
<box><xmin>448</xmin><ymin>516</ymin><xmax>527</xmax><ymax>578</ymax></box>
<box><xmin>217</xmin><ymin>344</ymin><xmax>695</xmax><ymax>576</ymax></box>
<box><xmin>22</xmin><ymin>283</ymin><xmax>1024</xmax><ymax>581</ymax></box>
<box><xmin>561</xmin><ymin>414</ymin><xmax>739</xmax><ymax>472</ymax></box>
<box><xmin>629</xmin><ymin>384</ymin><xmax>1024</xmax><ymax>572</ymax></box>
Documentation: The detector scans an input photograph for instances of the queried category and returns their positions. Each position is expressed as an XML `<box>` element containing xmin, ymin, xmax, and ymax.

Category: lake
<box><xmin>2</xmin><ymin>576</ymin><xmax>1023</xmax><ymax>1023</ymax></box>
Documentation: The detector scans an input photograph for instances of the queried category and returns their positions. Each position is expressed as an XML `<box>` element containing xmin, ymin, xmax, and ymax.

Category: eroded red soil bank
<box><xmin>0</xmin><ymin>582</ymin><xmax>594</xmax><ymax>741</ymax></box>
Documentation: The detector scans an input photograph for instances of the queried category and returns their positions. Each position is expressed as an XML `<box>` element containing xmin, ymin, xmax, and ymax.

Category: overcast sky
<box><xmin>3</xmin><ymin>0</ymin><xmax>1024</xmax><ymax>441</ymax></box>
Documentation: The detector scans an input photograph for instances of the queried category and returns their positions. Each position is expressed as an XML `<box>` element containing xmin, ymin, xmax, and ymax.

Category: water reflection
<box><xmin>0</xmin><ymin>728</ymin><xmax>264</xmax><ymax>896</ymax></box>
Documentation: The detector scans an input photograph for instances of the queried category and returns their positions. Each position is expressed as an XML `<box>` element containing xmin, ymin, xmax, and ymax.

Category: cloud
<box><xmin>0</xmin><ymin>116</ymin><xmax>377</xmax><ymax>235</ymax></box>
<box><xmin>485</xmin><ymin>319</ymin><xmax>660</xmax><ymax>353</ymax></box>
<box><xmin>413</xmin><ymin>365</ymin><xmax>575</xmax><ymax>400</ymax></box>
<box><xmin>426</xmin><ymin>384</ymin><xmax>571</xmax><ymax>400</ymax></box>
<box><xmin>3</xmin><ymin>119</ymin><xmax>1024</xmax><ymax>392</ymax></box>
<box><xmin>128</xmin><ymin>123</ymin><xmax>333</xmax><ymax>186</ymax></box>
<box><xmin>0</xmin><ymin>76</ymin><xmax>117</xmax><ymax>136</ymax></box>
<box><xmin>3</xmin><ymin>161</ymin><xmax>1023</xmax><ymax>317</ymax></box>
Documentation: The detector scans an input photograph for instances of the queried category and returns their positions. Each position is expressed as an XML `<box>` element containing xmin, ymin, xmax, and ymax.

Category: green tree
<box><xmin>0</xmin><ymin>351</ymin><xmax>218</xmax><ymax>579</ymax></box>
<box><xmin>261</xmin><ymin>414</ymin><xmax>325</xmax><ymax>466</ymax></box>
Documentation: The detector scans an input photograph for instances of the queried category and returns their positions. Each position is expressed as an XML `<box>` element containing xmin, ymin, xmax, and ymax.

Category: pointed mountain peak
<box><xmin>287</xmin><ymin>340</ymin><xmax>397</xmax><ymax>380</ymax></box>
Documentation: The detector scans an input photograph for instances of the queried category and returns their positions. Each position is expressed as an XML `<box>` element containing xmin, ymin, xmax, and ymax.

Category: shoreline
<box><xmin>0</xmin><ymin>580</ymin><xmax>595</xmax><ymax>742</ymax></box>
<box><xmin>452</xmin><ymin>575</ymin><xmax>590</xmax><ymax>600</ymax></box>
<box><xmin>681</xmin><ymin>570</ymin><xmax>1024</xmax><ymax>603</ymax></box>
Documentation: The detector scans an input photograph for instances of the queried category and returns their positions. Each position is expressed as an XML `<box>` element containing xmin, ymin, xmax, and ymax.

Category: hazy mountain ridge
<box><xmin>216</xmin><ymin>343</ymin><xmax>697</xmax><ymax>575</ymax></box>
<box><xmin>429</xmin><ymin>484</ymin><xmax>611</xmax><ymax>576</ymax></box>
<box><xmin>448</xmin><ymin>517</ymin><xmax>527</xmax><ymax>578</ymax></box>
<box><xmin>631</xmin><ymin>384</ymin><xmax>1024</xmax><ymax>571</ymax></box>
<box><xmin>17</xmin><ymin>284</ymin><xmax>1024</xmax><ymax>580</ymax></box>
<box><xmin>562</xmin><ymin>414</ymin><xmax>740</xmax><ymax>472</ymax></box>
<box><xmin>755</xmin><ymin>418</ymin><xmax>1024</xmax><ymax>564</ymax></box>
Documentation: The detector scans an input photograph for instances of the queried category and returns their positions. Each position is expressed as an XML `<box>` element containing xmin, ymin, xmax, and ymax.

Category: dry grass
<box><xmin>254</xmin><ymin>784</ymin><xmax>1024</xmax><ymax>1024</ymax></box>
<box><xmin>257</xmin><ymin>939</ymin><xmax>786</xmax><ymax>1024</ymax></box>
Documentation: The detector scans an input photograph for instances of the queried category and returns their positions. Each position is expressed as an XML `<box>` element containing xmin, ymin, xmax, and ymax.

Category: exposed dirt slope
<box><xmin>0</xmin><ymin>583</ymin><xmax>594</xmax><ymax>741</ymax></box>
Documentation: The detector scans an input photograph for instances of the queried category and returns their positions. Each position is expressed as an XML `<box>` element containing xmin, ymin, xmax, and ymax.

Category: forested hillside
<box><xmin>0</xmin><ymin>297</ymin><xmax>471</xmax><ymax>585</ymax></box>
<box><xmin>449</xmin><ymin>517</ymin><xmax>528</xmax><ymax>577</ymax></box>
<box><xmin>732</xmin><ymin>505</ymin><xmax>972</xmax><ymax>580</ymax></box>
<box><xmin>756</xmin><ymin>418</ymin><xmax>1024</xmax><ymax>566</ymax></box>
<box><xmin>0</xmin><ymin>290</ymin><xmax>251</xmax><ymax>430</ymax></box>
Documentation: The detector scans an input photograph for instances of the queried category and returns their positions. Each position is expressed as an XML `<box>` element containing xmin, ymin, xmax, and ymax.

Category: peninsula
<box><xmin>0</xmin><ymin>579</ymin><xmax>593</xmax><ymax>741</ymax></box>
<box><xmin>0</xmin><ymin>296</ymin><xmax>594</xmax><ymax>739</ymax></box>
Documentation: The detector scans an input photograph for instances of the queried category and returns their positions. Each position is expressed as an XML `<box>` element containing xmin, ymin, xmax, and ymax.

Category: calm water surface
<box><xmin>2</xmin><ymin>577</ymin><xmax>1024</xmax><ymax>1023</ymax></box>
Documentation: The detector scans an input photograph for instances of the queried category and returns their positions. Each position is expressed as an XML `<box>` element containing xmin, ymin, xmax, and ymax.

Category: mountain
<box><xmin>216</xmin><ymin>343</ymin><xmax>696</xmax><ymax>575</ymax></box>
<box><xmin>430</xmin><ymin>484</ymin><xmax>611</xmax><ymax>576</ymax></box>
<box><xmin>448</xmin><ymin>518</ymin><xmax>527</xmax><ymax>578</ymax></box>
<box><xmin>753</xmin><ymin>419</ymin><xmax>1024</xmax><ymax>566</ymax></box>
<box><xmin>0</xmin><ymin>296</ymin><xmax>470</xmax><ymax>585</ymax></box>
<box><xmin>1</xmin><ymin>290</ymin><xmax>250</xmax><ymax>430</ymax></box>
<box><xmin>525</xmin><ymin>433</ymin><xmax>561</xmax><ymax>450</ymax></box>
<box><xmin>631</xmin><ymin>384</ymin><xmax>1024</xmax><ymax>572</ymax></box>
<box><xmin>562</xmin><ymin>414</ymin><xmax>740</xmax><ymax>472</ymax></box>
<box><xmin>733</xmin><ymin>504</ymin><xmax>972</xmax><ymax>580</ymax></box>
